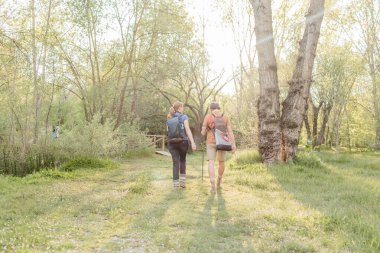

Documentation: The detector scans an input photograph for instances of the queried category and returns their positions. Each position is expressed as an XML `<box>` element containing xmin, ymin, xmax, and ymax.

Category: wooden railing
<box><xmin>116</xmin><ymin>133</ymin><xmax>166</xmax><ymax>151</ymax></box>
<box><xmin>146</xmin><ymin>135</ymin><xmax>166</xmax><ymax>151</ymax></box>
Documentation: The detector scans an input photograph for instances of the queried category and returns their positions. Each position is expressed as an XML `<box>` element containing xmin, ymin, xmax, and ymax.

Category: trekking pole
<box><xmin>201</xmin><ymin>145</ymin><xmax>204</xmax><ymax>183</ymax></box>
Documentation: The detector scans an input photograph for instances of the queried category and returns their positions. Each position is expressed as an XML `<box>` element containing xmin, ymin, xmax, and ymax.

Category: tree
<box><xmin>344</xmin><ymin>0</ymin><xmax>380</xmax><ymax>149</ymax></box>
<box><xmin>251</xmin><ymin>0</ymin><xmax>325</xmax><ymax>163</ymax></box>
<box><xmin>311</xmin><ymin>45</ymin><xmax>361</xmax><ymax>149</ymax></box>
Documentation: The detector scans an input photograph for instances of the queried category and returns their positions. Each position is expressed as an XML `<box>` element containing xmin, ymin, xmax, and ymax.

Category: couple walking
<box><xmin>166</xmin><ymin>101</ymin><xmax>236</xmax><ymax>193</ymax></box>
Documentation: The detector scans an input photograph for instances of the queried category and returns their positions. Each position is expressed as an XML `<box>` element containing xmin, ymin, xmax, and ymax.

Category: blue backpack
<box><xmin>166</xmin><ymin>113</ymin><xmax>187</xmax><ymax>143</ymax></box>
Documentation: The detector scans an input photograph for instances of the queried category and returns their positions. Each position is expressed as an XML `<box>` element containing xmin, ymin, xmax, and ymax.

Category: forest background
<box><xmin>0</xmin><ymin>0</ymin><xmax>379</xmax><ymax>175</ymax></box>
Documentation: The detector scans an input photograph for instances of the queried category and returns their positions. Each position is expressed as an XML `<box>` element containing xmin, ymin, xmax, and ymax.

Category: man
<box><xmin>201</xmin><ymin>102</ymin><xmax>236</xmax><ymax>193</ymax></box>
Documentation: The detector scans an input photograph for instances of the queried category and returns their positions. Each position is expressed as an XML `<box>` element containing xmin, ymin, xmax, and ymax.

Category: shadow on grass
<box><xmin>97</xmin><ymin>189</ymin><xmax>183</xmax><ymax>252</ymax></box>
<box><xmin>186</xmin><ymin>189</ymin><xmax>255</xmax><ymax>253</ymax></box>
<box><xmin>0</xmin><ymin>167</ymin><xmax>153</xmax><ymax>252</ymax></box>
<box><xmin>268</xmin><ymin>158</ymin><xmax>380</xmax><ymax>252</ymax></box>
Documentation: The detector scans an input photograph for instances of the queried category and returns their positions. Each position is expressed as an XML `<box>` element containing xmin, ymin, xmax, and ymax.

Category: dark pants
<box><xmin>168</xmin><ymin>140</ymin><xmax>188</xmax><ymax>182</ymax></box>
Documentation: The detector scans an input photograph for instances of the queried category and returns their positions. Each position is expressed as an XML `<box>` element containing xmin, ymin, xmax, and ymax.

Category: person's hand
<box><xmin>231</xmin><ymin>144</ymin><xmax>236</xmax><ymax>154</ymax></box>
<box><xmin>191</xmin><ymin>143</ymin><xmax>196</xmax><ymax>151</ymax></box>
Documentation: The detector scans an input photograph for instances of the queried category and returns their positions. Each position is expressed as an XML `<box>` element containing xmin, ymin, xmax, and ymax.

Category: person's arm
<box><xmin>184</xmin><ymin>120</ymin><xmax>196</xmax><ymax>151</ymax></box>
<box><xmin>226</xmin><ymin>117</ymin><xmax>236</xmax><ymax>153</ymax></box>
<box><xmin>201</xmin><ymin>115</ymin><xmax>208</xmax><ymax>136</ymax></box>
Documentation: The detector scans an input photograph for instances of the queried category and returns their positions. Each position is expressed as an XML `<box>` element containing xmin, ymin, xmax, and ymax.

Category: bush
<box><xmin>0</xmin><ymin>116</ymin><xmax>152</xmax><ymax>176</ymax></box>
<box><xmin>56</xmin><ymin>115</ymin><xmax>153</xmax><ymax>158</ymax></box>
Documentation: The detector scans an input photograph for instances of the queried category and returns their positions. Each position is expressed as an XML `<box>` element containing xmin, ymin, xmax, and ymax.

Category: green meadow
<box><xmin>0</xmin><ymin>151</ymin><xmax>379</xmax><ymax>252</ymax></box>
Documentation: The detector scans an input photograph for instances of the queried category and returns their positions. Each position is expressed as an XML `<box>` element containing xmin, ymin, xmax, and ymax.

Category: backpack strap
<box><xmin>207</xmin><ymin>113</ymin><xmax>214</xmax><ymax>131</ymax></box>
<box><xmin>208</xmin><ymin>112</ymin><xmax>224</xmax><ymax>133</ymax></box>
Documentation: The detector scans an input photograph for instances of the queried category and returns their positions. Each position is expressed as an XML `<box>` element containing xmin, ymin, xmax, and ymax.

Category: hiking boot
<box><xmin>180</xmin><ymin>174</ymin><xmax>186</xmax><ymax>188</ymax></box>
<box><xmin>173</xmin><ymin>180</ymin><xmax>180</xmax><ymax>190</ymax></box>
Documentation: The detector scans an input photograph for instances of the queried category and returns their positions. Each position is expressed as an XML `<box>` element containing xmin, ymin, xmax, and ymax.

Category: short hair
<box><xmin>210</xmin><ymin>101</ymin><xmax>220</xmax><ymax>110</ymax></box>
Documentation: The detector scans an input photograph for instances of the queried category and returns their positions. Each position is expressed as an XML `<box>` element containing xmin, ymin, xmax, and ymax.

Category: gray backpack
<box><xmin>166</xmin><ymin>114</ymin><xmax>187</xmax><ymax>143</ymax></box>
<box><xmin>210</xmin><ymin>113</ymin><xmax>232</xmax><ymax>151</ymax></box>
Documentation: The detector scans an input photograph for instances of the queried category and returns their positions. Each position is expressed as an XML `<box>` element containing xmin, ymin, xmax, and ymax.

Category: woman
<box><xmin>167</xmin><ymin>101</ymin><xmax>196</xmax><ymax>189</ymax></box>
<box><xmin>201</xmin><ymin>101</ymin><xmax>236</xmax><ymax>193</ymax></box>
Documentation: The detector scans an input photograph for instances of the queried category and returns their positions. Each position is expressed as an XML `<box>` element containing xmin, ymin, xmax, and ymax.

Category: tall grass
<box><xmin>0</xmin><ymin>144</ymin><xmax>58</xmax><ymax>176</ymax></box>
<box><xmin>228</xmin><ymin>150</ymin><xmax>262</xmax><ymax>170</ymax></box>
<box><xmin>0</xmin><ymin>118</ymin><xmax>152</xmax><ymax>176</ymax></box>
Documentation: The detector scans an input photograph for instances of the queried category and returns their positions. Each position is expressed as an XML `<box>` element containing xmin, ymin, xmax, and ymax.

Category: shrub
<box><xmin>0</xmin><ymin>116</ymin><xmax>152</xmax><ymax>176</ymax></box>
<box><xmin>56</xmin><ymin>116</ymin><xmax>153</xmax><ymax>158</ymax></box>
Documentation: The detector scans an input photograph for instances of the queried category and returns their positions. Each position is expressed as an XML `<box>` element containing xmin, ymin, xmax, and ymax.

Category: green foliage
<box><xmin>0</xmin><ymin>115</ymin><xmax>152</xmax><ymax>176</ymax></box>
<box><xmin>60</xmin><ymin>157</ymin><xmax>118</xmax><ymax>171</ymax></box>
<box><xmin>56</xmin><ymin>115</ymin><xmax>119</xmax><ymax>157</ymax></box>
<box><xmin>117</xmin><ymin>123</ymin><xmax>154</xmax><ymax>153</ymax></box>
<box><xmin>57</xmin><ymin>115</ymin><xmax>153</xmax><ymax>158</ymax></box>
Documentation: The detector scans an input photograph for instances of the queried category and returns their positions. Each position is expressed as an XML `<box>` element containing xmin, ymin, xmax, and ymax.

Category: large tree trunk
<box><xmin>251</xmin><ymin>0</ymin><xmax>282</xmax><ymax>164</ymax></box>
<box><xmin>280</xmin><ymin>0</ymin><xmax>325</xmax><ymax>161</ymax></box>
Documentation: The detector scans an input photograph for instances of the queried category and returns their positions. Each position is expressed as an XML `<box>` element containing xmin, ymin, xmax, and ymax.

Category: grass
<box><xmin>60</xmin><ymin>156</ymin><xmax>119</xmax><ymax>171</ymax></box>
<box><xmin>0</xmin><ymin>150</ymin><xmax>379</xmax><ymax>252</ymax></box>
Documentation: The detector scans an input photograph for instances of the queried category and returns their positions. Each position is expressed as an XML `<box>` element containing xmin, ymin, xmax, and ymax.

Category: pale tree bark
<box><xmin>251</xmin><ymin>0</ymin><xmax>282</xmax><ymax>164</ymax></box>
<box><xmin>280</xmin><ymin>0</ymin><xmax>325</xmax><ymax>161</ymax></box>
<box><xmin>312</xmin><ymin>99</ymin><xmax>323</xmax><ymax>147</ymax></box>
<box><xmin>42</xmin><ymin>0</ymin><xmax>53</xmax><ymax>144</ymax></box>
<box><xmin>31</xmin><ymin>0</ymin><xmax>40</xmax><ymax>144</ymax></box>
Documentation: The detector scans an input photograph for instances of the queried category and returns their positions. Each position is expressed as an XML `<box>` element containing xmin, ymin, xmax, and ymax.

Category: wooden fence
<box><xmin>116</xmin><ymin>134</ymin><xmax>166</xmax><ymax>151</ymax></box>
<box><xmin>146</xmin><ymin>135</ymin><xmax>166</xmax><ymax>150</ymax></box>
